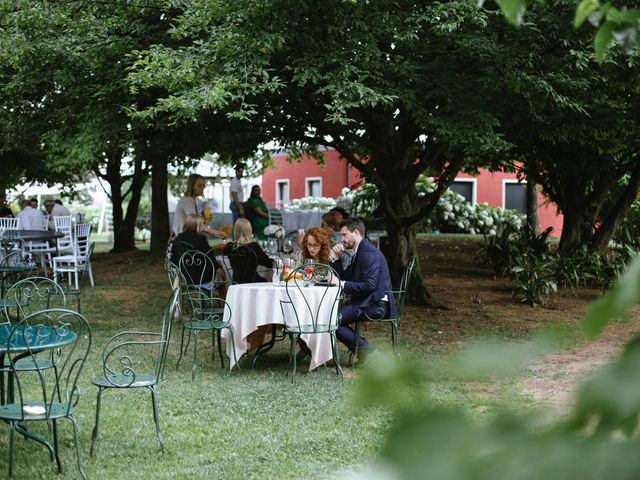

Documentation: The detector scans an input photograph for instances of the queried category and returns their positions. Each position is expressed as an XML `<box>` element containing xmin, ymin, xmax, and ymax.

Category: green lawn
<box><xmin>0</xmin><ymin>247</ymin><xmax>536</xmax><ymax>479</ymax></box>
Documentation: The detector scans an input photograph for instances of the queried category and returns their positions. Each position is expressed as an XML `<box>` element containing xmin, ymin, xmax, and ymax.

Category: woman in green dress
<box><xmin>246</xmin><ymin>185</ymin><xmax>270</xmax><ymax>240</ymax></box>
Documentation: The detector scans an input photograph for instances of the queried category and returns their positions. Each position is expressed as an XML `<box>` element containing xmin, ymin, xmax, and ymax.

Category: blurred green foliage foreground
<box><xmin>354</xmin><ymin>256</ymin><xmax>640</xmax><ymax>480</ymax></box>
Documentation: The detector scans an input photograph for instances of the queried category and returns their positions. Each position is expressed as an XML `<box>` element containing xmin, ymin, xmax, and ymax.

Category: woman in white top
<box><xmin>172</xmin><ymin>174</ymin><xmax>227</xmax><ymax>239</ymax></box>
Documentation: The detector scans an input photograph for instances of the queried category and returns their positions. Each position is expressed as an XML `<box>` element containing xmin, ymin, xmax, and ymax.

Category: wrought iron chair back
<box><xmin>3</xmin><ymin>276</ymin><xmax>67</xmax><ymax>323</ymax></box>
<box><xmin>281</xmin><ymin>263</ymin><xmax>343</xmax><ymax>382</ymax></box>
<box><xmin>178</xmin><ymin>249</ymin><xmax>218</xmax><ymax>289</ymax></box>
<box><xmin>0</xmin><ymin>308</ymin><xmax>91</xmax><ymax>479</ymax></box>
<box><xmin>224</xmin><ymin>242</ymin><xmax>258</xmax><ymax>284</ymax></box>
<box><xmin>90</xmin><ymin>288</ymin><xmax>179</xmax><ymax>455</ymax></box>
<box><xmin>268</xmin><ymin>208</ymin><xmax>283</xmax><ymax>226</ymax></box>
<box><xmin>0</xmin><ymin>249</ymin><xmax>37</xmax><ymax>298</ymax></box>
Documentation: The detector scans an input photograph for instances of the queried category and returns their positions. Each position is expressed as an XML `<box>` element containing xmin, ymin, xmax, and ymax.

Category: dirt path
<box><xmin>408</xmin><ymin>236</ymin><xmax>640</xmax><ymax>413</ymax></box>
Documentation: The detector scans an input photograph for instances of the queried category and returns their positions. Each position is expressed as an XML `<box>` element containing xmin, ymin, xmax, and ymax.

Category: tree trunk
<box><xmin>112</xmin><ymin>157</ymin><xmax>147</xmax><ymax>252</ymax></box>
<box><xmin>150</xmin><ymin>157</ymin><xmax>170</xmax><ymax>254</ymax></box>
<box><xmin>384</xmin><ymin>220</ymin><xmax>443</xmax><ymax>307</ymax></box>
<box><xmin>526</xmin><ymin>179</ymin><xmax>539</xmax><ymax>234</ymax></box>
<box><xmin>591</xmin><ymin>158</ymin><xmax>640</xmax><ymax>251</ymax></box>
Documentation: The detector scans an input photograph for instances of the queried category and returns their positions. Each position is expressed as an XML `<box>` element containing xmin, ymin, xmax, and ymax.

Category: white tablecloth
<box><xmin>221</xmin><ymin>282</ymin><xmax>339</xmax><ymax>371</ymax></box>
<box><xmin>282</xmin><ymin>209</ymin><xmax>325</xmax><ymax>232</ymax></box>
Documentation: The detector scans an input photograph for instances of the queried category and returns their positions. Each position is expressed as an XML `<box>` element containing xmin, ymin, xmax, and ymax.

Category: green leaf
<box><xmin>594</xmin><ymin>20</ymin><xmax>616</xmax><ymax>61</ymax></box>
<box><xmin>575</xmin><ymin>0</ymin><xmax>601</xmax><ymax>28</ymax></box>
<box><xmin>496</xmin><ymin>0</ymin><xmax>528</xmax><ymax>26</ymax></box>
<box><xmin>583</xmin><ymin>255</ymin><xmax>640</xmax><ymax>338</ymax></box>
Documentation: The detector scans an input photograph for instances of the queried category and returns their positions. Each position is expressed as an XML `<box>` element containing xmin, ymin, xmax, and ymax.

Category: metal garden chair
<box><xmin>90</xmin><ymin>288</ymin><xmax>180</xmax><ymax>455</ymax></box>
<box><xmin>2</xmin><ymin>276</ymin><xmax>67</xmax><ymax>324</ymax></box>
<box><xmin>0</xmin><ymin>248</ymin><xmax>36</xmax><ymax>299</ymax></box>
<box><xmin>353</xmin><ymin>255</ymin><xmax>416</xmax><ymax>364</ymax></box>
<box><xmin>0</xmin><ymin>308</ymin><xmax>92</xmax><ymax>480</ymax></box>
<box><xmin>176</xmin><ymin>250</ymin><xmax>235</xmax><ymax>378</ymax></box>
<box><xmin>281</xmin><ymin>263</ymin><xmax>343</xmax><ymax>383</ymax></box>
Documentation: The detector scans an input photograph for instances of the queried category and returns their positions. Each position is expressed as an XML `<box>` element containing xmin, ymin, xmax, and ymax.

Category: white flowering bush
<box><xmin>335</xmin><ymin>176</ymin><xmax>525</xmax><ymax>235</ymax></box>
<box><xmin>264</xmin><ymin>225</ymin><xmax>285</xmax><ymax>238</ymax></box>
<box><xmin>284</xmin><ymin>196</ymin><xmax>336</xmax><ymax>210</ymax></box>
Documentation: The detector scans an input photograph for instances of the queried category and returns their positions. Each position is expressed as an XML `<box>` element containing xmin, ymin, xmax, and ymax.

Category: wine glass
<box><xmin>302</xmin><ymin>258</ymin><xmax>315</xmax><ymax>286</ymax></box>
<box><xmin>282</xmin><ymin>238</ymin><xmax>294</xmax><ymax>254</ymax></box>
<box><xmin>267</xmin><ymin>238</ymin><xmax>279</xmax><ymax>257</ymax></box>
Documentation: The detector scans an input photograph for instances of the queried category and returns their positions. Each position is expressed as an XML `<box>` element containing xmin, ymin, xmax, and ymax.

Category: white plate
<box><xmin>23</xmin><ymin>405</ymin><xmax>46</xmax><ymax>416</ymax></box>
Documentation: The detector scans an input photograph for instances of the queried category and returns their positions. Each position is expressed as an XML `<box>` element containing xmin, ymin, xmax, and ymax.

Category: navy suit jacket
<box><xmin>331</xmin><ymin>239</ymin><xmax>397</xmax><ymax>318</ymax></box>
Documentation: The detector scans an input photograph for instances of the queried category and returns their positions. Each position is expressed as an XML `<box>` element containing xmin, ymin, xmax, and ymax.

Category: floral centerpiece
<box><xmin>264</xmin><ymin>225</ymin><xmax>285</xmax><ymax>238</ymax></box>
<box><xmin>283</xmin><ymin>196</ymin><xmax>336</xmax><ymax>210</ymax></box>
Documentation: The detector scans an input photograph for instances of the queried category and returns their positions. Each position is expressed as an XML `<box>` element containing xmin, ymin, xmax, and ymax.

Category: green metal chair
<box><xmin>353</xmin><ymin>255</ymin><xmax>416</xmax><ymax>364</ymax></box>
<box><xmin>3</xmin><ymin>276</ymin><xmax>67</xmax><ymax>323</ymax></box>
<box><xmin>90</xmin><ymin>288</ymin><xmax>180</xmax><ymax>456</ymax></box>
<box><xmin>0</xmin><ymin>248</ymin><xmax>37</xmax><ymax>299</ymax></box>
<box><xmin>280</xmin><ymin>263</ymin><xmax>343</xmax><ymax>383</ymax></box>
<box><xmin>0</xmin><ymin>308</ymin><xmax>92</xmax><ymax>480</ymax></box>
<box><xmin>176</xmin><ymin>250</ymin><xmax>234</xmax><ymax>379</ymax></box>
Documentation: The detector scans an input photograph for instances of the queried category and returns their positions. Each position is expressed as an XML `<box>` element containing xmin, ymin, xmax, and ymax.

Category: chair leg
<box><xmin>391</xmin><ymin>323</ymin><xmax>401</xmax><ymax>359</ymax></box>
<box><xmin>290</xmin><ymin>333</ymin><xmax>297</xmax><ymax>384</ymax></box>
<box><xmin>191</xmin><ymin>330</ymin><xmax>200</xmax><ymax>380</ymax></box>
<box><xmin>149</xmin><ymin>386</ymin><xmax>164</xmax><ymax>452</ymax></box>
<box><xmin>176</xmin><ymin>327</ymin><xmax>187</xmax><ymax>370</ymax></box>
<box><xmin>8</xmin><ymin>421</ymin><xmax>15</xmax><ymax>480</ymax></box>
<box><xmin>90</xmin><ymin>386</ymin><xmax>105</xmax><ymax>457</ymax></box>
<box><xmin>52</xmin><ymin>419</ymin><xmax>62</xmax><ymax>473</ymax></box>
<box><xmin>331</xmin><ymin>333</ymin><xmax>343</xmax><ymax>378</ymax></box>
<box><xmin>88</xmin><ymin>263</ymin><xmax>94</xmax><ymax>287</ymax></box>
<box><xmin>69</xmin><ymin>415</ymin><xmax>88</xmax><ymax>480</ymax></box>
<box><xmin>216</xmin><ymin>330</ymin><xmax>225</xmax><ymax>368</ymax></box>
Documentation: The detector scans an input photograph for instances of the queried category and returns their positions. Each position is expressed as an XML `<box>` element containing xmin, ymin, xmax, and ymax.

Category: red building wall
<box><xmin>261</xmin><ymin>149</ymin><xmax>363</xmax><ymax>203</ymax></box>
<box><xmin>261</xmin><ymin>150</ymin><xmax>564</xmax><ymax>237</ymax></box>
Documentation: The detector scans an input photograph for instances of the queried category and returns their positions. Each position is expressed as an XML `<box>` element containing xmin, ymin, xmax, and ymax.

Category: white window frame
<box><xmin>502</xmin><ymin>179</ymin><xmax>527</xmax><ymax>210</ymax></box>
<box><xmin>305</xmin><ymin>176</ymin><xmax>322</xmax><ymax>198</ymax></box>
<box><xmin>275</xmin><ymin>179</ymin><xmax>290</xmax><ymax>207</ymax></box>
<box><xmin>450</xmin><ymin>178</ymin><xmax>477</xmax><ymax>204</ymax></box>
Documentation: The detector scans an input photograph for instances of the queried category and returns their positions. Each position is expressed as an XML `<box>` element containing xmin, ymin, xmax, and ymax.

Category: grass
<box><xmin>0</xmin><ymin>244</ymin><xmax>556</xmax><ymax>479</ymax></box>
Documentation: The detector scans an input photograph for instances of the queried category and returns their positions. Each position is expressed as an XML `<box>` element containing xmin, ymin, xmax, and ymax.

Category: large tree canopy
<box><xmin>130</xmin><ymin>0</ymin><xmax>517</xmax><ymax>304</ymax></box>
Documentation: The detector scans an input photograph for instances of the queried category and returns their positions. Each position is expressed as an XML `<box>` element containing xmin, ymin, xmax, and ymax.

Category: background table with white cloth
<box><xmin>221</xmin><ymin>282</ymin><xmax>338</xmax><ymax>371</ymax></box>
<box><xmin>282</xmin><ymin>209</ymin><xmax>325</xmax><ymax>232</ymax></box>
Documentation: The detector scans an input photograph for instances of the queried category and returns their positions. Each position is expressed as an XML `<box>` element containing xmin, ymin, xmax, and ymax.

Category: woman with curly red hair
<box><xmin>301</xmin><ymin>227</ymin><xmax>330</xmax><ymax>263</ymax></box>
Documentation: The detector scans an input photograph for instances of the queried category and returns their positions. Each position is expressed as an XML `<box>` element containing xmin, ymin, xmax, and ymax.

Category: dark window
<box><xmin>505</xmin><ymin>182</ymin><xmax>527</xmax><ymax>214</ymax></box>
<box><xmin>449</xmin><ymin>181</ymin><xmax>474</xmax><ymax>203</ymax></box>
<box><xmin>276</xmin><ymin>181</ymin><xmax>289</xmax><ymax>204</ymax></box>
<box><xmin>306</xmin><ymin>179</ymin><xmax>321</xmax><ymax>197</ymax></box>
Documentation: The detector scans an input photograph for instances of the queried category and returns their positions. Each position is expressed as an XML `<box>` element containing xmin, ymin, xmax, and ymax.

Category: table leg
<box><xmin>251</xmin><ymin>325</ymin><xmax>286</xmax><ymax>369</ymax></box>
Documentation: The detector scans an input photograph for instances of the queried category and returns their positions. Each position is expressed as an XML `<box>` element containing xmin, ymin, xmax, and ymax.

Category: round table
<box><xmin>2</xmin><ymin>230</ymin><xmax>65</xmax><ymax>242</ymax></box>
<box><xmin>221</xmin><ymin>282</ymin><xmax>339</xmax><ymax>371</ymax></box>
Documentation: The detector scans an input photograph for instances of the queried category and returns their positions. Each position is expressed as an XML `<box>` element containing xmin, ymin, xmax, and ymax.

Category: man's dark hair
<box><xmin>329</xmin><ymin>206</ymin><xmax>349</xmax><ymax>218</ymax></box>
<box><xmin>339</xmin><ymin>217</ymin><xmax>366</xmax><ymax>237</ymax></box>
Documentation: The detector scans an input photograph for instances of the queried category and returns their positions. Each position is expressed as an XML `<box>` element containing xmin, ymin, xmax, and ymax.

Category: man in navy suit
<box><xmin>330</xmin><ymin>217</ymin><xmax>396</xmax><ymax>356</ymax></box>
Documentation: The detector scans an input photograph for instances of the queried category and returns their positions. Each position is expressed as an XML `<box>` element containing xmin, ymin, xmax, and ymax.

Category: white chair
<box><xmin>53</xmin><ymin>223</ymin><xmax>94</xmax><ymax>289</ymax></box>
<box><xmin>23</xmin><ymin>215</ymin><xmax>52</xmax><ymax>275</ymax></box>
<box><xmin>54</xmin><ymin>215</ymin><xmax>74</xmax><ymax>254</ymax></box>
<box><xmin>0</xmin><ymin>217</ymin><xmax>20</xmax><ymax>232</ymax></box>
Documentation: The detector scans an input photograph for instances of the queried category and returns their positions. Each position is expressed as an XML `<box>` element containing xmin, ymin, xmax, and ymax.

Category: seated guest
<box><xmin>16</xmin><ymin>198</ymin><xmax>44</xmax><ymax>229</ymax></box>
<box><xmin>329</xmin><ymin>206</ymin><xmax>349</xmax><ymax>219</ymax></box>
<box><xmin>301</xmin><ymin>227</ymin><xmax>330</xmax><ymax>264</ymax></box>
<box><xmin>0</xmin><ymin>193</ymin><xmax>13</xmax><ymax>218</ymax></box>
<box><xmin>44</xmin><ymin>199</ymin><xmax>71</xmax><ymax>230</ymax></box>
<box><xmin>321</xmin><ymin>211</ymin><xmax>343</xmax><ymax>247</ymax></box>
<box><xmin>226</xmin><ymin>218</ymin><xmax>273</xmax><ymax>284</ymax></box>
<box><xmin>329</xmin><ymin>217</ymin><xmax>396</xmax><ymax>359</ymax></box>
<box><xmin>29</xmin><ymin>197</ymin><xmax>39</xmax><ymax>210</ymax></box>
<box><xmin>170</xmin><ymin>214</ymin><xmax>224</xmax><ymax>290</ymax></box>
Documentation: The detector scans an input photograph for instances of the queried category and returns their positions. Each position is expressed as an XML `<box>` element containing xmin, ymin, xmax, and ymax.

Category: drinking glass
<box><xmin>267</xmin><ymin>238</ymin><xmax>279</xmax><ymax>257</ymax></box>
<box><xmin>302</xmin><ymin>258</ymin><xmax>315</xmax><ymax>287</ymax></box>
<box><xmin>282</xmin><ymin>238</ymin><xmax>294</xmax><ymax>254</ymax></box>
